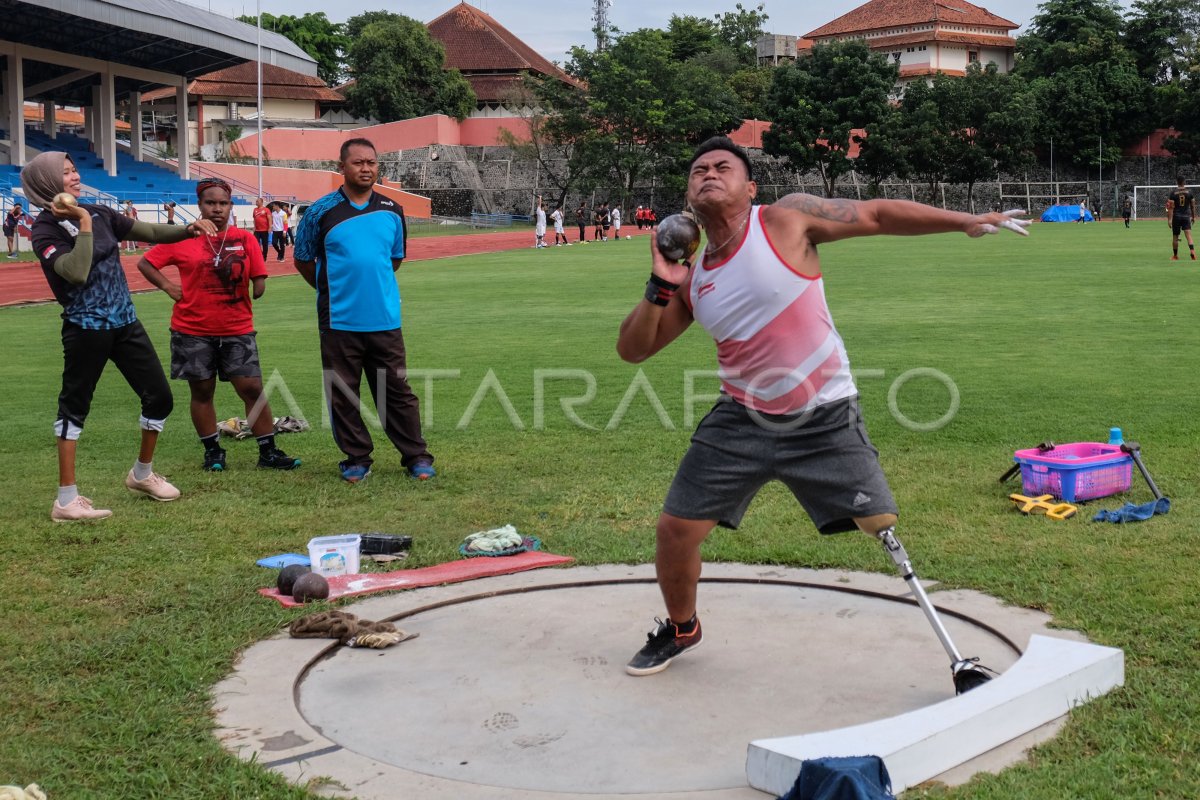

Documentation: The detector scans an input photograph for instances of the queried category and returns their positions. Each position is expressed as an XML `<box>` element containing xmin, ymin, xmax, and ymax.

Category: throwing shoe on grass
<box><xmin>407</xmin><ymin>458</ymin><xmax>436</xmax><ymax>480</ymax></box>
<box><xmin>203</xmin><ymin>447</ymin><xmax>227</xmax><ymax>472</ymax></box>
<box><xmin>125</xmin><ymin>469</ymin><xmax>181</xmax><ymax>501</ymax></box>
<box><xmin>259</xmin><ymin>447</ymin><xmax>301</xmax><ymax>470</ymax></box>
<box><xmin>51</xmin><ymin>495</ymin><xmax>113</xmax><ymax>522</ymax></box>
<box><xmin>340</xmin><ymin>461</ymin><xmax>371</xmax><ymax>483</ymax></box>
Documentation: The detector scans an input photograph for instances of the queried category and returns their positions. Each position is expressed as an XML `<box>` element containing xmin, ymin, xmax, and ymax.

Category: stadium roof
<box><xmin>1</xmin><ymin>0</ymin><xmax>316</xmax><ymax>105</ymax></box>
<box><xmin>140</xmin><ymin>62</ymin><xmax>343</xmax><ymax>103</ymax></box>
<box><xmin>806</xmin><ymin>0</ymin><xmax>1018</xmax><ymax>39</ymax></box>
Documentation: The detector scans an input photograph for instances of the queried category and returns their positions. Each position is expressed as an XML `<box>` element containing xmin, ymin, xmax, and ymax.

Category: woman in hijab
<box><xmin>21</xmin><ymin>151</ymin><xmax>217</xmax><ymax>521</ymax></box>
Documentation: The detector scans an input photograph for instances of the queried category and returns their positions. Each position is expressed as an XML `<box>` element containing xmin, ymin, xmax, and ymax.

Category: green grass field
<box><xmin>2</xmin><ymin>219</ymin><xmax>1198</xmax><ymax>798</ymax></box>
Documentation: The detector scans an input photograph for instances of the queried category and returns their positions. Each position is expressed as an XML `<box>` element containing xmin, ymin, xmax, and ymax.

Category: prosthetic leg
<box><xmin>875</xmin><ymin>527</ymin><xmax>995</xmax><ymax>694</ymax></box>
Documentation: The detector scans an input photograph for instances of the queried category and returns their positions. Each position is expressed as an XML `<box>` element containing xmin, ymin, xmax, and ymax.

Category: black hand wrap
<box><xmin>644</xmin><ymin>273</ymin><xmax>680</xmax><ymax>307</ymax></box>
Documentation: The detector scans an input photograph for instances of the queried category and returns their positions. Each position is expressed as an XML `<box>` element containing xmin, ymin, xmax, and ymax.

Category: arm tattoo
<box><xmin>777</xmin><ymin>193</ymin><xmax>860</xmax><ymax>224</ymax></box>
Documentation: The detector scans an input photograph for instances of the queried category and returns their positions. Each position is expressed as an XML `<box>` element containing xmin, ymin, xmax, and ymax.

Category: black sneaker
<box><xmin>258</xmin><ymin>447</ymin><xmax>301</xmax><ymax>470</ymax></box>
<box><xmin>203</xmin><ymin>448</ymin><xmax>227</xmax><ymax>471</ymax></box>
<box><xmin>625</xmin><ymin>616</ymin><xmax>703</xmax><ymax>676</ymax></box>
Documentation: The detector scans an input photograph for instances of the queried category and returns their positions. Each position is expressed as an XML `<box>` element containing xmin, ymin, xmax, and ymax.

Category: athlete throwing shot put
<box><xmin>616</xmin><ymin>136</ymin><xmax>1030</xmax><ymax>676</ymax></box>
<box><xmin>23</xmin><ymin>151</ymin><xmax>219</xmax><ymax>521</ymax></box>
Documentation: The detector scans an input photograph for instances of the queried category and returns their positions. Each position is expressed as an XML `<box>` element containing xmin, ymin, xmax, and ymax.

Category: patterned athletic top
<box><xmin>31</xmin><ymin>203</ymin><xmax>137</xmax><ymax>329</ymax></box>
<box><xmin>294</xmin><ymin>188</ymin><xmax>407</xmax><ymax>332</ymax></box>
<box><xmin>683</xmin><ymin>205</ymin><xmax>857</xmax><ymax>415</ymax></box>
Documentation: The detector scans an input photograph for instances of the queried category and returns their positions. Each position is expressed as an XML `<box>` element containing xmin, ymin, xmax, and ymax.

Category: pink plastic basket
<box><xmin>1013</xmin><ymin>442</ymin><xmax>1132</xmax><ymax>503</ymax></box>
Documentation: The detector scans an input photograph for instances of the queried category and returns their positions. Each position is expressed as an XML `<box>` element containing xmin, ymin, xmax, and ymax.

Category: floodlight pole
<box><xmin>1146</xmin><ymin>135</ymin><xmax>1151</xmax><ymax>188</ymax></box>
<box><xmin>1049</xmin><ymin>137</ymin><xmax>1055</xmax><ymax>204</ymax></box>
<box><xmin>256</xmin><ymin>0</ymin><xmax>263</xmax><ymax>200</ymax></box>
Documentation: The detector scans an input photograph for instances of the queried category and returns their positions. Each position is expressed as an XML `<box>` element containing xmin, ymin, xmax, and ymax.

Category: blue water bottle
<box><xmin>1108</xmin><ymin>427</ymin><xmax>1123</xmax><ymax>446</ymax></box>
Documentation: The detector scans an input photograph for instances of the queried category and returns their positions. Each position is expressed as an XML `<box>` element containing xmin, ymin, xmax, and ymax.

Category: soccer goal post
<box><xmin>1133</xmin><ymin>185</ymin><xmax>1198</xmax><ymax>221</ymax></box>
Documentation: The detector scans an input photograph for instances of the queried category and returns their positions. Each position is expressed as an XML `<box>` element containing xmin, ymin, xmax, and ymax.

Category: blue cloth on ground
<box><xmin>1040</xmin><ymin>205</ymin><xmax>1094</xmax><ymax>222</ymax></box>
<box><xmin>1092</xmin><ymin>497</ymin><xmax>1170</xmax><ymax>523</ymax></box>
<box><xmin>779</xmin><ymin>756</ymin><xmax>895</xmax><ymax>800</ymax></box>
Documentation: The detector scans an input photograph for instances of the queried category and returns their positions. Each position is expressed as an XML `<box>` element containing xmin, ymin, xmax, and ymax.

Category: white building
<box><xmin>803</xmin><ymin>0</ymin><xmax>1018</xmax><ymax>88</ymax></box>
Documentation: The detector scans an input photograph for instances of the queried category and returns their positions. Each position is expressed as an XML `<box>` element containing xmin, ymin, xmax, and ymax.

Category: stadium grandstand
<box><xmin>1</xmin><ymin>0</ymin><xmax>315</xmax><ymax>219</ymax></box>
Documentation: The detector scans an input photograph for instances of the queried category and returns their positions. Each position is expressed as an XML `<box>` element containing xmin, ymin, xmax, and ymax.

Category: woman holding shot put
<box><xmin>21</xmin><ymin>151</ymin><xmax>218</xmax><ymax>521</ymax></box>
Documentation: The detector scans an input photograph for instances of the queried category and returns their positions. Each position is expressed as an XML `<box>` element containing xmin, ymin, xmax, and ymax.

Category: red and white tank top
<box><xmin>684</xmin><ymin>205</ymin><xmax>856</xmax><ymax>415</ymax></box>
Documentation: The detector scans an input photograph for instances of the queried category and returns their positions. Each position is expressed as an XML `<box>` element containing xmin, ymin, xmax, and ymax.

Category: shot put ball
<box><xmin>655</xmin><ymin>213</ymin><xmax>701</xmax><ymax>262</ymax></box>
<box><xmin>291</xmin><ymin>572</ymin><xmax>330</xmax><ymax>603</ymax></box>
<box><xmin>53</xmin><ymin>192</ymin><xmax>78</xmax><ymax>210</ymax></box>
<box><xmin>276</xmin><ymin>564</ymin><xmax>311</xmax><ymax>595</ymax></box>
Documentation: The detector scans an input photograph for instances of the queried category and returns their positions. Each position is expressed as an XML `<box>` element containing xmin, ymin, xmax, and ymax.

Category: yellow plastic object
<box><xmin>1009</xmin><ymin>493</ymin><xmax>1078</xmax><ymax>521</ymax></box>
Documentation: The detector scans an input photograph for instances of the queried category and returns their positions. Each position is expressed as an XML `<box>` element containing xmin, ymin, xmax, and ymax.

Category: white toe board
<box><xmin>746</xmin><ymin>635</ymin><xmax>1124</xmax><ymax>796</ymax></box>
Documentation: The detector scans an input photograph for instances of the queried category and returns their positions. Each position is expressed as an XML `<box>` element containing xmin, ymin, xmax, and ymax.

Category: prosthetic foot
<box><xmin>875</xmin><ymin>527</ymin><xmax>994</xmax><ymax>694</ymax></box>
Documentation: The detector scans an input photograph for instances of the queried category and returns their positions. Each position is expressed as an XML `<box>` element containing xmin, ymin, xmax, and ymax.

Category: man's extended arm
<box><xmin>773</xmin><ymin>194</ymin><xmax>1029</xmax><ymax>245</ymax></box>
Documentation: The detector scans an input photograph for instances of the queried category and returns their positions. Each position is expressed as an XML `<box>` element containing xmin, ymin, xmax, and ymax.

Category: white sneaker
<box><xmin>52</xmin><ymin>495</ymin><xmax>113</xmax><ymax>522</ymax></box>
<box><xmin>125</xmin><ymin>469</ymin><xmax>181</xmax><ymax>501</ymax></box>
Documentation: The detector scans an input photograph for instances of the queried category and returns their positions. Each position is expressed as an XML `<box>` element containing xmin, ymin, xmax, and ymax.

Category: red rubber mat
<box><xmin>259</xmin><ymin>550</ymin><xmax>575</xmax><ymax>608</ymax></box>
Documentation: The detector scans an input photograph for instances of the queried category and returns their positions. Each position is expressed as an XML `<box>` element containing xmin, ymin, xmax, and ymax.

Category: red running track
<box><xmin>0</xmin><ymin>225</ymin><xmax>654</xmax><ymax>308</ymax></box>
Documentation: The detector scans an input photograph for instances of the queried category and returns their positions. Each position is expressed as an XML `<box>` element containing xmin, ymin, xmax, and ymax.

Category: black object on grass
<box><xmin>1120</xmin><ymin>441</ymin><xmax>1164</xmax><ymax>500</ymax></box>
<box><xmin>277</xmin><ymin>564</ymin><xmax>311</xmax><ymax>595</ymax></box>
<box><xmin>360</xmin><ymin>534</ymin><xmax>413</xmax><ymax>555</ymax></box>
<box><xmin>292</xmin><ymin>572</ymin><xmax>330</xmax><ymax>603</ymax></box>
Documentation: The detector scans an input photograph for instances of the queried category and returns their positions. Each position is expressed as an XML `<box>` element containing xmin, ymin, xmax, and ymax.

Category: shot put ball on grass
<box><xmin>277</xmin><ymin>564</ymin><xmax>311</xmax><ymax>595</ymax></box>
<box><xmin>291</xmin><ymin>572</ymin><xmax>330</xmax><ymax>603</ymax></box>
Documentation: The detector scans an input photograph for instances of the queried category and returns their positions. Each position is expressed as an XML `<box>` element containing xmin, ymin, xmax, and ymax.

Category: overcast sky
<box><xmin>208</xmin><ymin>0</ymin><xmax>1049</xmax><ymax>65</ymax></box>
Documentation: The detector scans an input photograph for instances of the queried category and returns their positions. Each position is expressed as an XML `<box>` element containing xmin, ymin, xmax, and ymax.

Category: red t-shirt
<box><xmin>252</xmin><ymin>206</ymin><xmax>270</xmax><ymax>232</ymax></box>
<box><xmin>144</xmin><ymin>227</ymin><xmax>267</xmax><ymax>336</ymax></box>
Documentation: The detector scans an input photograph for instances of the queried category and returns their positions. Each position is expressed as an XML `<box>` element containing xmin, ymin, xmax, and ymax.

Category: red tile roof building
<box><xmin>804</xmin><ymin>0</ymin><xmax>1018</xmax><ymax>86</ymax></box>
<box><xmin>141</xmin><ymin>62</ymin><xmax>344</xmax><ymax>106</ymax></box>
<box><xmin>427</xmin><ymin>2</ymin><xmax>580</xmax><ymax>118</ymax></box>
<box><xmin>141</xmin><ymin>61</ymin><xmax>344</xmax><ymax>155</ymax></box>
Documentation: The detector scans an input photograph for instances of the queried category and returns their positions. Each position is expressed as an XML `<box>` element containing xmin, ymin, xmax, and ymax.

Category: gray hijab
<box><xmin>20</xmin><ymin>151</ymin><xmax>68</xmax><ymax>209</ymax></box>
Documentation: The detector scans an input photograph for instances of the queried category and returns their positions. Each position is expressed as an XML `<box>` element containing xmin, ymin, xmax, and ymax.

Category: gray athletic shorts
<box><xmin>170</xmin><ymin>331</ymin><xmax>261</xmax><ymax>381</ymax></box>
<box><xmin>663</xmin><ymin>396</ymin><xmax>898</xmax><ymax>533</ymax></box>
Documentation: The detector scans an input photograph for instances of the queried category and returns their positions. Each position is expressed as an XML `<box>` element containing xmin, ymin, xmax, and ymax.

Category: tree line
<box><xmin>238</xmin><ymin>10</ymin><xmax>476</xmax><ymax>122</ymax></box>
<box><xmin>250</xmin><ymin>0</ymin><xmax>1200</xmax><ymax>205</ymax></box>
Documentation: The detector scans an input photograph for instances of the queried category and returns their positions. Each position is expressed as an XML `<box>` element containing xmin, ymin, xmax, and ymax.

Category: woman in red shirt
<box><xmin>137</xmin><ymin>178</ymin><xmax>300</xmax><ymax>472</ymax></box>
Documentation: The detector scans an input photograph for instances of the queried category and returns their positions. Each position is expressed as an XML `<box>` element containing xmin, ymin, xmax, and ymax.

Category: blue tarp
<box><xmin>1041</xmin><ymin>205</ymin><xmax>1094</xmax><ymax>222</ymax></box>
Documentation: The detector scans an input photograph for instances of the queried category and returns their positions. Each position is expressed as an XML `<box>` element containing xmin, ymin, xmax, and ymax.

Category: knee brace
<box><xmin>54</xmin><ymin>416</ymin><xmax>84</xmax><ymax>441</ymax></box>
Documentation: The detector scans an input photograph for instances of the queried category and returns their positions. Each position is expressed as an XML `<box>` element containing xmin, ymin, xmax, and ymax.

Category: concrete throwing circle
<box><xmin>215</xmin><ymin>564</ymin><xmax>1088</xmax><ymax>800</ymax></box>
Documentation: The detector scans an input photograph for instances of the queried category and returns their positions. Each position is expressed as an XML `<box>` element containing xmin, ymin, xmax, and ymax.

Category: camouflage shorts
<box><xmin>170</xmin><ymin>331</ymin><xmax>261</xmax><ymax>381</ymax></box>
